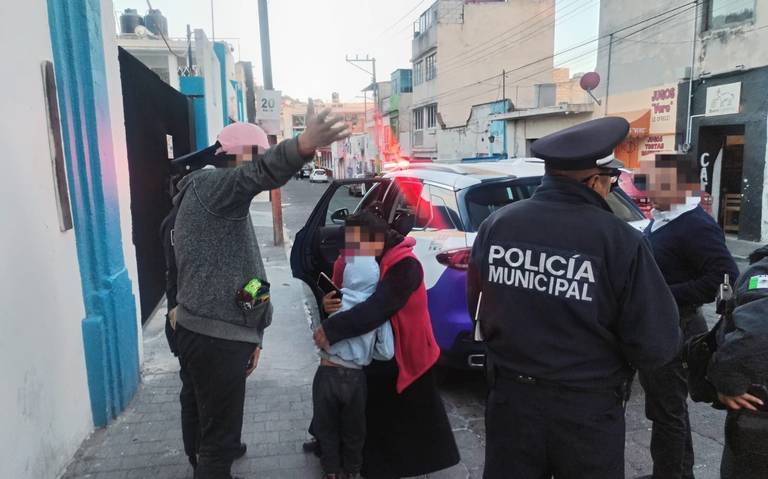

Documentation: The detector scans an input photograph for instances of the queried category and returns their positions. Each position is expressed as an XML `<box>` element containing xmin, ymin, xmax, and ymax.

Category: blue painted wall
<box><xmin>489</xmin><ymin>100</ymin><xmax>510</xmax><ymax>157</ymax></box>
<box><xmin>214</xmin><ymin>42</ymin><xmax>230</xmax><ymax>125</ymax></box>
<box><xmin>46</xmin><ymin>0</ymin><xmax>140</xmax><ymax>427</ymax></box>
<box><xmin>181</xmin><ymin>76</ymin><xmax>209</xmax><ymax>149</ymax></box>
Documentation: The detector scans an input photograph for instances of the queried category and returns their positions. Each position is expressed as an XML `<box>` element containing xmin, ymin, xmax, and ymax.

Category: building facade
<box><xmin>2</xmin><ymin>0</ymin><xmax>142</xmax><ymax>477</ymax></box>
<box><xmin>596</xmin><ymin>0</ymin><xmax>768</xmax><ymax>241</ymax></box>
<box><xmin>410</xmin><ymin>0</ymin><xmax>555</xmax><ymax>161</ymax></box>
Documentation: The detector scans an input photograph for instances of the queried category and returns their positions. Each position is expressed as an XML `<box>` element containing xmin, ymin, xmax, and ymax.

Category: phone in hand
<box><xmin>317</xmin><ymin>272</ymin><xmax>343</xmax><ymax>300</ymax></box>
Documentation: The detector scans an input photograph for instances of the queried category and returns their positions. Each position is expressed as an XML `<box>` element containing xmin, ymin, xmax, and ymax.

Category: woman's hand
<box><xmin>322</xmin><ymin>291</ymin><xmax>342</xmax><ymax>315</ymax></box>
<box><xmin>718</xmin><ymin>392</ymin><xmax>764</xmax><ymax>411</ymax></box>
<box><xmin>314</xmin><ymin>327</ymin><xmax>331</xmax><ymax>352</ymax></box>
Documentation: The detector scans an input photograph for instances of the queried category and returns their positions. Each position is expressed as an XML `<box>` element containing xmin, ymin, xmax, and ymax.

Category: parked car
<box><xmin>619</xmin><ymin>171</ymin><xmax>652</xmax><ymax>218</ymax></box>
<box><xmin>309</xmin><ymin>169</ymin><xmax>329</xmax><ymax>183</ymax></box>
<box><xmin>291</xmin><ymin>159</ymin><xmax>649</xmax><ymax>370</ymax></box>
<box><xmin>300</xmin><ymin>166</ymin><xmax>313</xmax><ymax>178</ymax></box>
<box><xmin>348</xmin><ymin>173</ymin><xmax>375</xmax><ymax>196</ymax></box>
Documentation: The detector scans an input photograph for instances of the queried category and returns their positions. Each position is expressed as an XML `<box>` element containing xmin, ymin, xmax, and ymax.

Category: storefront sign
<box><xmin>640</xmin><ymin>135</ymin><xmax>675</xmax><ymax>158</ymax></box>
<box><xmin>706</xmin><ymin>83</ymin><xmax>741</xmax><ymax>117</ymax></box>
<box><xmin>650</xmin><ymin>86</ymin><xmax>678</xmax><ymax>134</ymax></box>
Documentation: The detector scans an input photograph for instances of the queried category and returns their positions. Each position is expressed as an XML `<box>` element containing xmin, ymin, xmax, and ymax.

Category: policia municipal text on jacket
<box><xmin>467</xmin><ymin>117</ymin><xmax>682</xmax><ymax>479</ymax></box>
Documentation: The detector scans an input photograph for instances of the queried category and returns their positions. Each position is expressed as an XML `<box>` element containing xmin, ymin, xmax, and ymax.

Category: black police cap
<box><xmin>531</xmin><ymin>117</ymin><xmax>629</xmax><ymax>170</ymax></box>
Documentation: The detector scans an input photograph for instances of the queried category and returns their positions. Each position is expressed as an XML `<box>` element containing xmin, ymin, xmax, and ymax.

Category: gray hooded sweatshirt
<box><xmin>174</xmin><ymin>138</ymin><xmax>305</xmax><ymax>345</ymax></box>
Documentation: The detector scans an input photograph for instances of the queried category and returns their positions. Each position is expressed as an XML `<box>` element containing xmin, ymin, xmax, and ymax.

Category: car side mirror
<box><xmin>330</xmin><ymin>208</ymin><xmax>349</xmax><ymax>224</ymax></box>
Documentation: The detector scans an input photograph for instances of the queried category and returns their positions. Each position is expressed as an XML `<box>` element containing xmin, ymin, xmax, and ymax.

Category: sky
<box><xmin>114</xmin><ymin>0</ymin><xmax>600</xmax><ymax>102</ymax></box>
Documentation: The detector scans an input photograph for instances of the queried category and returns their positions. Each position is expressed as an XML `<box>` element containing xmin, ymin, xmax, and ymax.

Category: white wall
<box><xmin>102</xmin><ymin>0</ymin><xmax>144</xmax><ymax>363</ymax></box>
<box><xmin>0</xmin><ymin>1</ymin><xmax>93</xmax><ymax>478</ymax></box>
<box><xmin>505</xmin><ymin>113</ymin><xmax>593</xmax><ymax>158</ymax></box>
<box><xmin>195</xmin><ymin>29</ymin><xmax>224</xmax><ymax>143</ymax></box>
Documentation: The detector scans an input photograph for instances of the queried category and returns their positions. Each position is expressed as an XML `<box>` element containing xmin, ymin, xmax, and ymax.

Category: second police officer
<box><xmin>467</xmin><ymin>117</ymin><xmax>682</xmax><ymax>478</ymax></box>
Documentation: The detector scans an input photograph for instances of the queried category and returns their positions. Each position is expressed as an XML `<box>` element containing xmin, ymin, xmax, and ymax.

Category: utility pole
<box><xmin>258</xmin><ymin>0</ymin><xmax>284</xmax><ymax>246</ymax></box>
<box><xmin>210</xmin><ymin>0</ymin><xmax>215</xmax><ymax>41</ymax></box>
<box><xmin>346</xmin><ymin>55</ymin><xmax>378</xmax><ymax>168</ymax></box>
<box><xmin>502</xmin><ymin>69</ymin><xmax>506</xmax><ymax>104</ymax></box>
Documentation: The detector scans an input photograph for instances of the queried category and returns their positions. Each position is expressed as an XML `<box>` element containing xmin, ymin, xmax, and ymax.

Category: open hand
<box><xmin>298</xmin><ymin>100</ymin><xmax>350</xmax><ymax>157</ymax></box>
<box><xmin>718</xmin><ymin>392</ymin><xmax>764</xmax><ymax>411</ymax></box>
<box><xmin>322</xmin><ymin>291</ymin><xmax>342</xmax><ymax>315</ymax></box>
<box><xmin>246</xmin><ymin>347</ymin><xmax>262</xmax><ymax>377</ymax></box>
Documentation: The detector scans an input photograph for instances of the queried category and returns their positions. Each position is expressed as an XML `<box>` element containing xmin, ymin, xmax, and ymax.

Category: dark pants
<box><xmin>167</xmin><ymin>316</ymin><xmax>201</xmax><ymax>467</ymax></box>
<box><xmin>721</xmin><ymin>409</ymin><xmax>768</xmax><ymax>478</ymax></box>
<box><xmin>483</xmin><ymin>376</ymin><xmax>626</xmax><ymax>479</ymax></box>
<box><xmin>179</xmin><ymin>365</ymin><xmax>201</xmax><ymax>466</ymax></box>
<box><xmin>312</xmin><ymin>365</ymin><xmax>367</xmax><ymax>475</ymax></box>
<box><xmin>176</xmin><ymin>325</ymin><xmax>255</xmax><ymax>479</ymax></box>
<box><xmin>639</xmin><ymin>308</ymin><xmax>707</xmax><ymax>479</ymax></box>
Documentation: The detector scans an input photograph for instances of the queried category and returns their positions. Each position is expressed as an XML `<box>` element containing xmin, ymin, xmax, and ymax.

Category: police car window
<box><xmin>356</xmin><ymin>180</ymin><xmax>389</xmax><ymax>213</ymax></box>
<box><xmin>606</xmin><ymin>191</ymin><xmax>645</xmax><ymax>222</ymax></box>
<box><xmin>427</xmin><ymin>185</ymin><xmax>462</xmax><ymax>231</ymax></box>
<box><xmin>464</xmin><ymin>180</ymin><xmax>538</xmax><ymax>231</ymax></box>
<box><xmin>326</xmin><ymin>185</ymin><xmax>365</xmax><ymax>225</ymax></box>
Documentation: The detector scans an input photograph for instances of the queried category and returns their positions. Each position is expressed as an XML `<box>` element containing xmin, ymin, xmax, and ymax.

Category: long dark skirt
<box><xmin>361</xmin><ymin>359</ymin><xmax>460</xmax><ymax>478</ymax></box>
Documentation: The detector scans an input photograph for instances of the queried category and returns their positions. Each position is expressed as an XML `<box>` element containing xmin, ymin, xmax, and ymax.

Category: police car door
<box><xmin>290</xmin><ymin>178</ymin><xmax>386</xmax><ymax>312</ymax></box>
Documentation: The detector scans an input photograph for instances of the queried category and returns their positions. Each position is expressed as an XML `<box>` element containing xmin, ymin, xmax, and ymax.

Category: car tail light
<box><xmin>436</xmin><ymin>248</ymin><xmax>471</xmax><ymax>270</ymax></box>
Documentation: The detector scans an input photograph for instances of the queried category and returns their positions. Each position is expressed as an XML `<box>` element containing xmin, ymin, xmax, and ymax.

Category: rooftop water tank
<box><xmin>120</xmin><ymin>8</ymin><xmax>143</xmax><ymax>35</ymax></box>
<box><xmin>144</xmin><ymin>9</ymin><xmax>168</xmax><ymax>37</ymax></box>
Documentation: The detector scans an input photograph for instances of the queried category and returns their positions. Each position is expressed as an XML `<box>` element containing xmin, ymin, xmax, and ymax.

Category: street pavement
<box><xmin>62</xmin><ymin>178</ymin><xmax>728</xmax><ymax>478</ymax></box>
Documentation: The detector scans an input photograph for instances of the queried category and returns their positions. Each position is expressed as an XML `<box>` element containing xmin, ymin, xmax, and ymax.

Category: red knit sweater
<box><xmin>333</xmin><ymin>237</ymin><xmax>440</xmax><ymax>393</ymax></box>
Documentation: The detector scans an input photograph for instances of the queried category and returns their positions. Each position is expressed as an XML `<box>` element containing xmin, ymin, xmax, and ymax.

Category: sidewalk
<box><xmin>62</xmin><ymin>203</ymin><xmax>474</xmax><ymax>479</ymax></box>
<box><xmin>726</xmin><ymin>236</ymin><xmax>763</xmax><ymax>261</ymax></box>
<box><xmin>62</xmin><ymin>204</ymin><xmax>323</xmax><ymax>478</ymax></box>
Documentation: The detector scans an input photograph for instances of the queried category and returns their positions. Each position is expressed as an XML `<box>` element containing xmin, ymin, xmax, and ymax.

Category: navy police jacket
<box><xmin>467</xmin><ymin>176</ymin><xmax>682</xmax><ymax>389</ymax></box>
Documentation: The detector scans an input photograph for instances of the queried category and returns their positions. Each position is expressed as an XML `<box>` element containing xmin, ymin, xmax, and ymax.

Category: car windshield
<box><xmin>463</xmin><ymin>178</ymin><xmax>644</xmax><ymax>231</ymax></box>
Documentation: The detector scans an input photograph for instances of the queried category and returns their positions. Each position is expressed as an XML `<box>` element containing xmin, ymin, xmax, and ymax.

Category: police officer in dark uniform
<box><xmin>467</xmin><ymin>117</ymin><xmax>682</xmax><ymax>478</ymax></box>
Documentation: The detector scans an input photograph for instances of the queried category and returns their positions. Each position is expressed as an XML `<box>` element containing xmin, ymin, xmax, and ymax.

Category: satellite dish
<box><xmin>579</xmin><ymin>72</ymin><xmax>602</xmax><ymax>105</ymax></box>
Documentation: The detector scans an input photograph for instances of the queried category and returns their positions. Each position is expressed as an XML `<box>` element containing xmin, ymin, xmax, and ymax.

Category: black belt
<box><xmin>486</xmin><ymin>360</ymin><xmax>631</xmax><ymax>400</ymax></box>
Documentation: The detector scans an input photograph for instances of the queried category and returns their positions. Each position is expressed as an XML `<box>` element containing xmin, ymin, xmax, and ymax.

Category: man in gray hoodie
<box><xmin>172</xmin><ymin>110</ymin><xmax>348</xmax><ymax>479</ymax></box>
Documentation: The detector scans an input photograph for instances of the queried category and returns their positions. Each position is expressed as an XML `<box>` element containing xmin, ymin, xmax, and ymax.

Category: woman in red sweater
<box><xmin>314</xmin><ymin>205</ymin><xmax>459</xmax><ymax>478</ymax></box>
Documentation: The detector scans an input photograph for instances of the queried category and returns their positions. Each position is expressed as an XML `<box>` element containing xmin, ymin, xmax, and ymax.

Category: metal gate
<box><xmin>119</xmin><ymin>47</ymin><xmax>195</xmax><ymax>323</ymax></box>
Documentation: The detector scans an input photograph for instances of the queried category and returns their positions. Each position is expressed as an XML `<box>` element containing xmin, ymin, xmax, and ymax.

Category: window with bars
<box><xmin>414</xmin><ymin>61</ymin><xmax>424</xmax><ymax>85</ymax></box>
<box><xmin>425</xmin><ymin>53</ymin><xmax>437</xmax><ymax>81</ymax></box>
<box><xmin>426</xmin><ymin>104</ymin><xmax>437</xmax><ymax>129</ymax></box>
<box><xmin>414</xmin><ymin>108</ymin><xmax>424</xmax><ymax>130</ymax></box>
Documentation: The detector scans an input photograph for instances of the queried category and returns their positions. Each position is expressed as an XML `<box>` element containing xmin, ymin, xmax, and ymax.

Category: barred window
<box><xmin>426</xmin><ymin>104</ymin><xmax>437</xmax><ymax>129</ymax></box>
<box><xmin>425</xmin><ymin>53</ymin><xmax>437</xmax><ymax>81</ymax></box>
<box><xmin>414</xmin><ymin>108</ymin><xmax>424</xmax><ymax>130</ymax></box>
<box><xmin>414</xmin><ymin>61</ymin><xmax>424</xmax><ymax>85</ymax></box>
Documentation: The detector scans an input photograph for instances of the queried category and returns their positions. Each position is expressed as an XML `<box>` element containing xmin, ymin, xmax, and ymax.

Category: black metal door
<box><xmin>119</xmin><ymin>47</ymin><xmax>194</xmax><ymax>323</ymax></box>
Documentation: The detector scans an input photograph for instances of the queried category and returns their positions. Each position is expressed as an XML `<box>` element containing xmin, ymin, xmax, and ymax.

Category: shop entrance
<box><xmin>696</xmin><ymin>125</ymin><xmax>745</xmax><ymax>234</ymax></box>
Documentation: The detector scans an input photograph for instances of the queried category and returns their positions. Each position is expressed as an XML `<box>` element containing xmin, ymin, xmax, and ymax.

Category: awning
<box><xmin>613</xmin><ymin>109</ymin><xmax>651</xmax><ymax>138</ymax></box>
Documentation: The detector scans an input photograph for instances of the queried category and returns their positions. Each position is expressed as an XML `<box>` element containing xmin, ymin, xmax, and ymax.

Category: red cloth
<box><xmin>332</xmin><ymin>237</ymin><xmax>440</xmax><ymax>393</ymax></box>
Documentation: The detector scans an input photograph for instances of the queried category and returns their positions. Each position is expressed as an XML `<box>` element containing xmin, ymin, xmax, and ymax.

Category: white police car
<box><xmin>291</xmin><ymin>159</ymin><xmax>649</xmax><ymax>369</ymax></box>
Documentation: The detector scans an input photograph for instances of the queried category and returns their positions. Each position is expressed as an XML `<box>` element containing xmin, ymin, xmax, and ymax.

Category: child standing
<box><xmin>312</xmin><ymin>211</ymin><xmax>394</xmax><ymax>479</ymax></box>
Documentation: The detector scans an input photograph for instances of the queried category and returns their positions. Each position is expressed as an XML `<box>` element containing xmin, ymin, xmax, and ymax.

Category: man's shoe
<box><xmin>234</xmin><ymin>443</ymin><xmax>247</xmax><ymax>459</ymax></box>
<box><xmin>302</xmin><ymin>438</ymin><xmax>321</xmax><ymax>457</ymax></box>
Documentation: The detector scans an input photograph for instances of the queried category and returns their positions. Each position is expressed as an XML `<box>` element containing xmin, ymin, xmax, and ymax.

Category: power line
<box><xmin>439</xmin><ymin>0</ymin><xmax>592</xmax><ymax>73</ymax></box>
<box><xmin>146</xmin><ymin>0</ymin><xmax>188</xmax><ymax>59</ymax></box>
<box><xmin>370</xmin><ymin>0</ymin><xmax>432</xmax><ymax>44</ymax></box>
<box><xmin>428</xmin><ymin>1</ymin><xmax>698</xmax><ymax>105</ymax></box>
<box><xmin>436</xmin><ymin>1</ymin><xmax>702</xmax><ymax>110</ymax></box>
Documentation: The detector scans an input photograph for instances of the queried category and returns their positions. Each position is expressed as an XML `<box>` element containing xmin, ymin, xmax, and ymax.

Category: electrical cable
<box><xmin>146</xmin><ymin>0</ymin><xmax>188</xmax><ymax>59</ymax></box>
<box><xmin>428</xmin><ymin>1</ymin><xmax>699</xmax><ymax>105</ymax></box>
<box><xmin>436</xmin><ymin>1</ymin><xmax>703</xmax><ymax>110</ymax></box>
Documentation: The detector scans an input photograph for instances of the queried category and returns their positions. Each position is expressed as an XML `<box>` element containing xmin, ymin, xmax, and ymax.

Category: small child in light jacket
<box><xmin>312</xmin><ymin>211</ymin><xmax>393</xmax><ymax>479</ymax></box>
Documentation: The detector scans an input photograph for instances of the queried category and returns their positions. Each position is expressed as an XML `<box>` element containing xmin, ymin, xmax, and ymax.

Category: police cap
<box><xmin>531</xmin><ymin>117</ymin><xmax>629</xmax><ymax>171</ymax></box>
